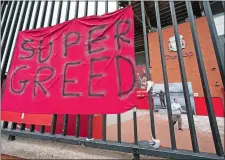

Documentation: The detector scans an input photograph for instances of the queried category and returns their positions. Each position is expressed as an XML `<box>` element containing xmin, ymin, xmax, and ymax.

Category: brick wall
<box><xmin>148</xmin><ymin>17</ymin><xmax>223</xmax><ymax>102</ymax></box>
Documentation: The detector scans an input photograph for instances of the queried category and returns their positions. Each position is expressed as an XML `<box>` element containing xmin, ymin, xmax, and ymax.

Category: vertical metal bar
<box><xmin>140</xmin><ymin>0</ymin><xmax>156</xmax><ymax>139</ymax></box>
<box><xmin>117</xmin><ymin>114</ymin><xmax>121</xmax><ymax>143</ymax></box>
<box><xmin>32</xmin><ymin>1</ymin><xmax>41</xmax><ymax>29</ymax></box>
<box><xmin>169</xmin><ymin>0</ymin><xmax>199</xmax><ymax>152</ymax></box>
<box><xmin>51</xmin><ymin>1</ymin><xmax>63</xmax><ymax>135</ymax></box>
<box><xmin>20</xmin><ymin>123</ymin><xmax>26</xmax><ymax>131</ymax></box>
<box><xmin>8</xmin><ymin>122</ymin><xmax>17</xmax><ymax>141</ymax></box>
<box><xmin>29</xmin><ymin>1</ymin><xmax>42</xmax><ymax>132</ymax></box>
<box><xmin>94</xmin><ymin>1</ymin><xmax>98</xmax><ymax>15</ymax></box>
<box><xmin>65</xmin><ymin>1</ymin><xmax>71</xmax><ymax>21</ymax></box>
<box><xmin>2</xmin><ymin>121</ymin><xmax>9</xmax><ymax>129</ymax></box>
<box><xmin>102</xmin><ymin>1</ymin><xmax>108</xmax><ymax>142</ymax></box>
<box><xmin>1</xmin><ymin>1</ymin><xmax>18</xmax><ymax>59</ymax></box>
<box><xmin>186</xmin><ymin>1</ymin><xmax>224</xmax><ymax>156</ymax></box>
<box><xmin>116</xmin><ymin>1</ymin><xmax>119</xmax><ymax>9</ymax></box>
<box><xmin>1</xmin><ymin>1</ymin><xmax>12</xmax><ymax>36</ymax></box>
<box><xmin>105</xmin><ymin>1</ymin><xmax>108</xmax><ymax>13</ymax></box>
<box><xmin>88</xmin><ymin>115</ymin><xmax>93</xmax><ymax>139</ymax></box>
<box><xmin>30</xmin><ymin>124</ymin><xmax>35</xmax><ymax>132</ymax></box>
<box><xmin>40</xmin><ymin>125</ymin><xmax>45</xmax><ymax>133</ymax></box>
<box><xmin>51</xmin><ymin>114</ymin><xmax>57</xmax><ymax>135</ymax></box>
<box><xmin>62</xmin><ymin>1</ymin><xmax>71</xmax><ymax>137</ymax></box>
<box><xmin>144</xmin><ymin>4</ymin><xmax>151</xmax><ymax>30</ymax></box>
<box><xmin>48</xmin><ymin>1</ymin><xmax>55</xmax><ymax>27</ymax></box>
<box><xmin>18</xmin><ymin>1</ymin><xmax>29</xmax><ymax>31</ymax></box>
<box><xmin>116</xmin><ymin>1</ymin><xmax>122</xmax><ymax>144</ymax></box>
<box><xmin>39</xmin><ymin>1</ymin><xmax>48</xmax><ymax>134</ymax></box>
<box><xmin>203</xmin><ymin>1</ymin><xmax>225</xmax><ymax>88</ymax></box>
<box><xmin>72</xmin><ymin>0</ymin><xmax>80</xmax><ymax>138</ymax></box>
<box><xmin>84</xmin><ymin>1</ymin><xmax>88</xmax><ymax>17</ymax></box>
<box><xmin>154</xmin><ymin>0</ymin><xmax>177</xmax><ymax>150</ymax></box>
<box><xmin>75</xmin><ymin>114</ymin><xmax>80</xmax><ymax>137</ymax></box>
<box><xmin>84</xmin><ymin>0</ymin><xmax>93</xmax><ymax>140</ymax></box>
<box><xmin>62</xmin><ymin>114</ymin><xmax>68</xmax><ymax>136</ymax></box>
<box><xmin>56</xmin><ymin>1</ymin><xmax>63</xmax><ymax>24</ymax></box>
<box><xmin>74</xmin><ymin>1</ymin><xmax>79</xmax><ymax>18</ymax></box>
<box><xmin>25</xmin><ymin>1</ymin><xmax>35</xmax><ymax>30</ymax></box>
<box><xmin>102</xmin><ymin>115</ymin><xmax>107</xmax><ymax>141</ymax></box>
<box><xmin>133</xmin><ymin>107</ymin><xmax>138</xmax><ymax>145</ymax></box>
<box><xmin>40</xmin><ymin>1</ymin><xmax>48</xmax><ymax>28</ymax></box>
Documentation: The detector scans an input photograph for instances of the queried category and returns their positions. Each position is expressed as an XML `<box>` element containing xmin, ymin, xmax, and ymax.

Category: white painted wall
<box><xmin>213</xmin><ymin>13</ymin><xmax>224</xmax><ymax>36</ymax></box>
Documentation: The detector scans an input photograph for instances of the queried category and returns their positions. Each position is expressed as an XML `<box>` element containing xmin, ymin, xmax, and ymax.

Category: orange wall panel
<box><xmin>148</xmin><ymin>17</ymin><xmax>223</xmax><ymax>102</ymax></box>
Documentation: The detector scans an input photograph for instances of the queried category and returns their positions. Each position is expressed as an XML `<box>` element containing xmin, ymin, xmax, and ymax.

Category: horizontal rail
<box><xmin>1</xmin><ymin>129</ymin><xmax>223</xmax><ymax>160</ymax></box>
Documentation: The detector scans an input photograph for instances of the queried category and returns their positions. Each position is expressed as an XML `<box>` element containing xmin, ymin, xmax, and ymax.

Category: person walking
<box><xmin>171</xmin><ymin>98</ymin><xmax>183</xmax><ymax>131</ymax></box>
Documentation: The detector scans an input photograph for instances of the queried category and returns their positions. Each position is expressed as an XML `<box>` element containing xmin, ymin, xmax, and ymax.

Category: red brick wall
<box><xmin>148</xmin><ymin>17</ymin><xmax>223</xmax><ymax>102</ymax></box>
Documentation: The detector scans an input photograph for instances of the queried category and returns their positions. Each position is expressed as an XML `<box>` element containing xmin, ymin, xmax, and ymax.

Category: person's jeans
<box><xmin>172</xmin><ymin>114</ymin><xmax>182</xmax><ymax>129</ymax></box>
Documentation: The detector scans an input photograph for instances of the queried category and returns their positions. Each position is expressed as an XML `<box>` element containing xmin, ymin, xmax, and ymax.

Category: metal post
<box><xmin>116</xmin><ymin>0</ymin><xmax>122</xmax><ymax>144</ymax></box>
<box><xmin>56</xmin><ymin>1</ymin><xmax>63</xmax><ymax>24</ymax></box>
<box><xmin>51</xmin><ymin>114</ymin><xmax>57</xmax><ymax>135</ymax></box>
<box><xmin>186</xmin><ymin>1</ymin><xmax>224</xmax><ymax>156</ymax></box>
<box><xmin>84</xmin><ymin>1</ymin><xmax>88</xmax><ymax>16</ymax></box>
<box><xmin>8</xmin><ymin>122</ymin><xmax>17</xmax><ymax>141</ymax></box>
<box><xmin>25</xmin><ymin>1</ymin><xmax>35</xmax><ymax>29</ymax></box>
<box><xmin>83</xmin><ymin>0</ymin><xmax>93</xmax><ymax>140</ymax></box>
<box><xmin>88</xmin><ymin>115</ymin><xmax>93</xmax><ymax>139</ymax></box>
<box><xmin>74</xmin><ymin>1</ymin><xmax>79</xmax><ymax>18</ymax></box>
<box><xmin>51</xmin><ymin>1</ymin><xmax>63</xmax><ymax>135</ymax></box>
<box><xmin>105</xmin><ymin>1</ymin><xmax>108</xmax><ymax>13</ymax></box>
<box><xmin>72</xmin><ymin>1</ymin><xmax>80</xmax><ymax>138</ymax></box>
<box><xmin>117</xmin><ymin>114</ymin><xmax>121</xmax><ymax>143</ymax></box>
<box><xmin>2</xmin><ymin>121</ymin><xmax>9</xmax><ymax>129</ymax></box>
<box><xmin>154</xmin><ymin>0</ymin><xmax>177</xmax><ymax>150</ymax></box>
<box><xmin>30</xmin><ymin>124</ymin><xmax>35</xmax><ymax>132</ymax></box>
<box><xmin>39</xmin><ymin>1</ymin><xmax>48</xmax><ymax>134</ymax></box>
<box><xmin>62</xmin><ymin>114</ymin><xmax>68</xmax><ymax>136</ymax></box>
<box><xmin>21</xmin><ymin>124</ymin><xmax>26</xmax><ymax>131</ymax></box>
<box><xmin>94</xmin><ymin>1</ymin><xmax>98</xmax><ymax>15</ymax></box>
<box><xmin>65</xmin><ymin>1</ymin><xmax>71</xmax><ymax>21</ymax></box>
<box><xmin>140</xmin><ymin>0</ymin><xmax>156</xmax><ymax>139</ymax></box>
<box><xmin>29</xmin><ymin>1</ymin><xmax>42</xmax><ymax>132</ymax></box>
<box><xmin>48</xmin><ymin>1</ymin><xmax>55</xmax><ymax>27</ymax></box>
<box><xmin>40</xmin><ymin>1</ymin><xmax>48</xmax><ymax>28</ymax></box>
<box><xmin>32</xmin><ymin>1</ymin><xmax>41</xmax><ymax>29</ymax></box>
<box><xmin>61</xmin><ymin>1</ymin><xmax>71</xmax><ymax>137</ymax></box>
<box><xmin>102</xmin><ymin>0</ymin><xmax>108</xmax><ymax>142</ymax></box>
<box><xmin>169</xmin><ymin>0</ymin><xmax>199</xmax><ymax>152</ymax></box>
<box><xmin>203</xmin><ymin>1</ymin><xmax>225</xmax><ymax>88</ymax></box>
<box><xmin>75</xmin><ymin>114</ymin><xmax>80</xmax><ymax>137</ymax></box>
<box><xmin>133</xmin><ymin>107</ymin><xmax>138</xmax><ymax>145</ymax></box>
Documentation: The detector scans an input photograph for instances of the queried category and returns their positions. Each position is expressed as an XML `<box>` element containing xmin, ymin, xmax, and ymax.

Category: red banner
<box><xmin>2</xmin><ymin>6</ymin><xmax>136</xmax><ymax>114</ymax></box>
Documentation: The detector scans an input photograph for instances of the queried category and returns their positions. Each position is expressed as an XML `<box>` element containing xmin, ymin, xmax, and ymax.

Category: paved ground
<box><xmin>1</xmin><ymin>134</ymin><xmax>163</xmax><ymax>159</ymax></box>
<box><xmin>1</xmin><ymin>111</ymin><xmax>224</xmax><ymax>158</ymax></box>
<box><xmin>106</xmin><ymin>111</ymin><xmax>224</xmax><ymax>154</ymax></box>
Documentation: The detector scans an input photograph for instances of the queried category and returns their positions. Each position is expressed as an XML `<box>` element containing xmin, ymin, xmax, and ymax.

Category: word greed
<box><xmin>10</xmin><ymin>20</ymin><xmax>136</xmax><ymax>98</ymax></box>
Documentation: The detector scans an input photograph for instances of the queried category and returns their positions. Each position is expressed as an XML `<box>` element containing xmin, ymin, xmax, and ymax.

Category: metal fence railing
<box><xmin>1</xmin><ymin>1</ymin><xmax>224</xmax><ymax>159</ymax></box>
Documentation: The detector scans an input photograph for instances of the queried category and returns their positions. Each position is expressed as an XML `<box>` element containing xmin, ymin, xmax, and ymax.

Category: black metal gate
<box><xmin>1</xmin><ymin>1</ymin><xmax>224</xmax><ymax>159</ymax></box>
